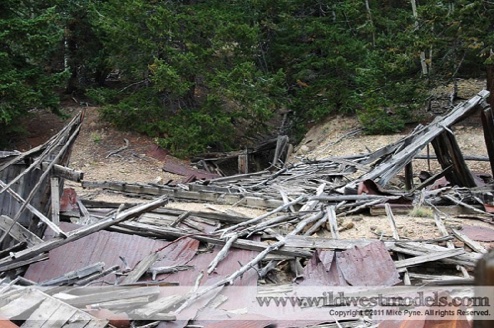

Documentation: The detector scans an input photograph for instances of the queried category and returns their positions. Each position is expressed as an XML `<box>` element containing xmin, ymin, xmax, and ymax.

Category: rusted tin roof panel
<box><xmin>461</xmin><ymin>224</ymin><xmax>494</xmax><ymax>242</ymax></box>
<box><xmin>299</xmin><ymin>249</ymin><xmax>348</xmax><ymax>286</ymax></box>
<box><xmin>336</xmin><ymin>241</ymin><xmax>401</xmax><ymax>286</ymax></box>
<box><xmin>24</xmin><ymin>222</ymin><xmax>170</xmax><ymax>284</ymax></box>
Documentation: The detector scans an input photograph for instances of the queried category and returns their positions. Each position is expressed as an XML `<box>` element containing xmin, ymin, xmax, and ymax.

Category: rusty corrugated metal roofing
<box><xmin>24</xmin><ymin>222</ymin><xmax>171</xmax><ymax>284</ymax></box>
<box><xmin>298</xmin><ymin>250</ymin><xmax>349</xmax><ymax>286</ymax></box>
<box><xmin>461</xmin><ymin>224</ymin><xmax>494</xmax><ymax>242</ymax></box>
<box><xmin>336</xmin><ymin>241</ymin><xmax>401</xmax><ymax>286</ymax></box>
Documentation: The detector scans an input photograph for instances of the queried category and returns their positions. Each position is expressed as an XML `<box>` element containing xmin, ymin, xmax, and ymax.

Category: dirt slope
<box><xmin>12</xmin><ymin>80</ymin><xmax>494</xmax><ymax>243</ymax></box>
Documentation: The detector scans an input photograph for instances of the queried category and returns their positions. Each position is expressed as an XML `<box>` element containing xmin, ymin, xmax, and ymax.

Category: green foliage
<box><xmin>2</xmin><ymin>0</ymin><xmax>493</xmax><ymax>156</ymax></box>
<box><xmin>0</xmin><ymin>2</ymin><xmax>67</xmax><ymax>141</ymax></box>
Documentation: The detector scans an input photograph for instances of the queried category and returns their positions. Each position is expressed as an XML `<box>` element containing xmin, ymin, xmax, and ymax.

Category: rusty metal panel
<box><xmin>24</xmin><ymin>222</ymin><xmax>171</xmax><ymax>284</ymax></box>
<box><xmin>299</xmin><ymin>250</ymin><xmax>349</xmax><ymax>286</ymax></box>
<box><xmin>336</xmin><ymin>241</ymin><xmax>401</xmax><ymax>286</ymax></box>
<box><xmin>461</xmin><ymin>225</ymin><xmax>494</xmax><ymax>242</ymax></box>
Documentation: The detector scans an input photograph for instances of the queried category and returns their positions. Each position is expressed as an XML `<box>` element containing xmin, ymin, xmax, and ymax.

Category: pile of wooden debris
<box><xmin>1</xmin><ymin>91</ymin><xmax>493</xmax><ymax>328</ymax></box>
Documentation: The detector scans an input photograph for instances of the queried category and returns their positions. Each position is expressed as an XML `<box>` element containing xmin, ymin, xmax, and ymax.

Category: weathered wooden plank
<box><xmin>0</xmin><ymin>288</ymin><xmax>45</xmax><ymax>319</ymax></box>
<box><xmin>119</xmin><ymin>220</ymin><xmax>313</xmax><ymax>258</ymax></box>
<box><xmin>58</xmin><ymin>286</ymin><xmax>160</xmax><ymax>307</ymax></box>
<box><xmin>82</xmin><ymin>181</ymin><xmax>284</xmax><ymax>209</ymax></box>
<box><xmin>120</xmin><ymin>252</ymin><xmax>159</xmax><ymax>285</ymax></box>
<box><xmin>345</xmin><ymin>90</ymin><xmax>489</xmax><ymax>188</ymax></box>
<box><xmin>50</xmin><ymin>177</ymin><xmax>60</xmax><ymax>225</ymax></box>
<box><xmin>21</xmin><ymin>298</ymin><xmax>63</xmax><ymax>328</ymax></box>
<box><xmin>0</xmin><ymin>113</ymin><xmax>84</xmax><ymax>245</ymax></box>
<box><xmin>55</xmin><ymin>306</ymin><xmax>106</xmax><ymax>328</ymax></box>
<box><xmin>327</xmin><ymin>205</ymin><xmax>339</xmax><ymax>239</ymax></box>
<box><xmin>452</xmin><ymin>228</ymin><xmax>488</xmax><ymax>254</ymax></box>
<box><xmin>431</xmin><ymin>131</ymin><xmax>476</xmax><ymax>187</ymax></box>
<box><xmin>391</xmin><ymin>242</ymin><xmax>480</xmax><ymax>267</ymax></box>
<box><xmin>0</xmin><ymin>196</ymin><xmax>168</xmax><ymax>271</ymax></box>
<box><xmin>41</xmin><ymin>163</ymin><xmax>84</xmax><ymax>182</ymax></box>
<box><xmin>0</xmin><ymin>215</ymin><xmax>43</xmax><ymax>246</ymax></box>
<box><xmin>133</xmin><ymin>294</ymin><xmax>182</xmax><ymax>319</ymax></box>
<box><xmin>434</xmin><ymin>212</ymin><xmax>470</xmax><ymax>278</ymax></box>
<box><xmin>0</xmin><ymin>179</ymin><xmax>64</xmax><ymax>238</ymax></box>
<box><xmin>394</xmin><ymin>248</ymin><xmax>465</xmax><ymax>269</ymax></box>
<box><xmin>385</xmin><ymin>204</ymin><xmax>410</xmax><ymax>285</ymax></box>
<box><xmin>284</xmin><ymin>235</ymin><xmax>375</xmax><ymax>249</ymax></box>
<box><xmin>481</xmin><ymin>103</ymin><xmax>494</xmax><ymax>177</ymax></box>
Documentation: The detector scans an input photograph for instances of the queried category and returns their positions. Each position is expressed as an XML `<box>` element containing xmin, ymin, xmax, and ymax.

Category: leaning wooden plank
<box><xmin>327</xmin><ymin>205</ymin><xmax>339</xmax><ymax>239</ymax></box>
<box><xmin>0</xmin><ymin>215</ymin><xmax>43</xmax><ymax>246</ymax></box>
<box><xmin>0</xmin><ymin>180</ymin><xmax>66</xmax><ymax>238</ymax></box>
<box><xmin>63</xmin><ymin>311</ymin><xmax>105</xmax><ymax>328</ymax></box>
<box><xmin>56</xmin><ymin>286</ymin><xmax>160</xmax><ymax>308</ymax></box>
<box><xmin>41</xmin><ymin>163</ymin><xmax>84</xmax><ymax>182</ymax></box>
<box><xmin>481</xmin><ymin>102</ymin><xmax>494</xmax><ymax>177</ymax></box>
<box><xmin>40</xmin><ymin>262</ymin><xmax>105</xmax><ymax>286</ymax></box>
<box><xmin>50</xmin><ymin>177</ymin><xmax>61</xmax><ymax>225</ymax></box>
<box><xmin>385</xmin><ymin>204</ymin><xmax>410</xmax><ymax>285</ymax></box>
<box><xmin>0</xmin><ymin>111</ymin><xmax>82</xmax><ymax>177</ymax></box>
<box><xmin>133</xmin><ymin>294</ymin><xmax>182</xmax><ymax>319</ymax></box>
<box><xmin>345</xmin><ymin>90</ymin><xmax>489</xmax><ymax>188</ymax></box>
<box><xmin>431</xmin><ymin>130</ymin><xmax>476</xmax><ymax>187</ymax></box>
<box><xmin>443</xmin><ymin>194</ymin><xmax>493</xmax><ymax>216</ymax></box>
<box><xmin>452</xmin><ymin>229</ymin><xmax>488</xmax><ymax>254</ymax></box>
<box><xmin>434</xmin><ymin>212</ymin><xmax>470</xmax><ymax>278</ymax></box>
<box><xmin>390</xmin><ymin>242</ymin><xmax>480</xmax><ymax>267</ymax></box>
<box><xmin>394</xmin><ymin>248</ymin><xmax>465</xmax><ymax>269</ymax></box>
<box><xmin>219</xmin><ymin>195</ymin><xmax>306</xmax><ymax>236</ymax></box>
<box><xmin>0</xmin><ymin>196</ymin><xmax>168</xmax><ymax>271</ymax></box>
<box><xmin>0</xmin><ymin>288</ymin><xmax>45</xmax><ymax>319</ymax></box>
<box><xmin>120</xmin><ymin>252</ymin><xmax>159</xmax><ymax>285</ymax></box>
<box><xmin>284</xmin><ymin>235</ymin><xmax>376</xmax><ymax>249</ymax></box>
<box><xmin>0</xmin><ymin>254</ymin><xmax>49</xmax><ymax>272</ymax></box>
<box><xmin>21</xmin><ymin>298</ymin><xmax>63</xmax><ymax>328</ymax></box>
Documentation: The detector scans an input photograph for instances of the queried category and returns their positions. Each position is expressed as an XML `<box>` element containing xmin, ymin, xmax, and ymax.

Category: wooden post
<box><xmin>404</xmin><ymin>162</ymin><xmax>414</xmax><ymax>190</ymax></box>
<box><xmin>486</xmin><ymin>56</ymin><xmax>494</xmax><ymax>108</ymax></box>
<box><xmin>238</xmin><ymin>150</ymin><xmax>248</xmax><ymax>174</ymax></box>
<box><xmin>480</xmin><ymin>102</ymin><xmax>494</xmax><ymax>178</ymax></box>
<box><xmin>50</xmin><ymin>177</ymin><xmax>60</xmax><ymax>225</ymax></box>
<box><xmin>431</xmin><ymin>131</ymin><xmax>476</xmax><ymax>187</ymax></box>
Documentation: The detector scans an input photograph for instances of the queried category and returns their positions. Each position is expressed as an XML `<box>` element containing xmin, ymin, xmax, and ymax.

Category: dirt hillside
<box><xmin>12</xmin><ymin>79</ymin><xmax>494</xmax><ymax>243</ymax></box>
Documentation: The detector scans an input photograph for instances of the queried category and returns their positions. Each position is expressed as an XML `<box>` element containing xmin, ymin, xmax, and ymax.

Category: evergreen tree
<box><xmin>0</xmin><ymin>0</ymin><xmax>66</xmax><ymax>144</ymax></box>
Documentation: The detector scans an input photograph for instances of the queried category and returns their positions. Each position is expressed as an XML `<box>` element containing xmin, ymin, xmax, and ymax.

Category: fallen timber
<box><xmin>1</xmin><ymin>91</ymin><xmax>494</xmax><ymax>327</ymax></box>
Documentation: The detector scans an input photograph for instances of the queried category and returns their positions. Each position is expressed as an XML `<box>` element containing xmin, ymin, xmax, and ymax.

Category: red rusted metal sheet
<box><xmin>299</xmin><ymin>250</ymin><xmax>348</xmax><ymax>286</ymax></box>
<box><xmin>24</xmin><ymin>222</ymin><xmax>172</xmax><ymax>284</ymax></box>
<box><xmin>461</xmin><ymin>225</ymin><xmax>494</xmax><ymax>242</ymax></box>
<box><xmin>60</xmin><ymin>188</ymin><xmax>78</xmax><ymax>213</ymax></box>
<box><xmin>162</xmin><ymin>160</ymin><xmax>219</xmax><ymax>179</ymax></box>
<box><xmin>483</xmin><ymin>203</ymin><xmax>494</xmax><ymax>213</ymax></box>
<box><xmin>336</xmin><ymin>241</ymin><xmax>401</xmax><ymax>286</ymax></box>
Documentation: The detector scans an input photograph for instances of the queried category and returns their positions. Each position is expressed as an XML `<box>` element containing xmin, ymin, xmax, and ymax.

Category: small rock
<box><xmin>370</xmin><ymin>226</ymin><xmax>377</xmax><ymax>231</ymax></box>
<box><xmin>298</xmin><ymin>145</ymin><xmax>310</xmax><ymax>155</ymax></box>
<box><xmin>352</xmin><ymin>216</ymin><xmax>363</xmax><ymax>222</ymax></box>
<box><xmin>453</xmin><ymin>241</ymin><xmax>465</xmax><ymax>248</ymax></box>
<box><xmin>339</xmin><ymin>222</ymin><xmax>355</xmax><ymax>232</ymax></box>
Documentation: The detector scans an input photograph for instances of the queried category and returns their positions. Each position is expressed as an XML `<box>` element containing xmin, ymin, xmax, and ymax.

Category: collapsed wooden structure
<box><xmin>0</xmin><ymin>91</ymin><xmax>494</xmax><ymax>327</ymax></box>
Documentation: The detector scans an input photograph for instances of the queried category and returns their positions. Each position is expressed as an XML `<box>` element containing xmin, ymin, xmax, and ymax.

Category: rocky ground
<box><xmin>12</xmin><ymin>79</ymin><xmax>494</xmax><ymax>242</ymax></box>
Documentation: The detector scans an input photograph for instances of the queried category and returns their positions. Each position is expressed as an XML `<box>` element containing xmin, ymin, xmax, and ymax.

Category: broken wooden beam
<box><xmin>0</xmin><ymin>196</ymin><xmax>168</xmax><ymax>271</ymax></box>
<box><xmin>431</xmin><ymin>130</ymin><xmax>476</xmax><ymax>187</ymax></box>
<box><xmin>345</xmin><ymin>90</ymin><xmax>489</xmax><ymax>188</ymax></box>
